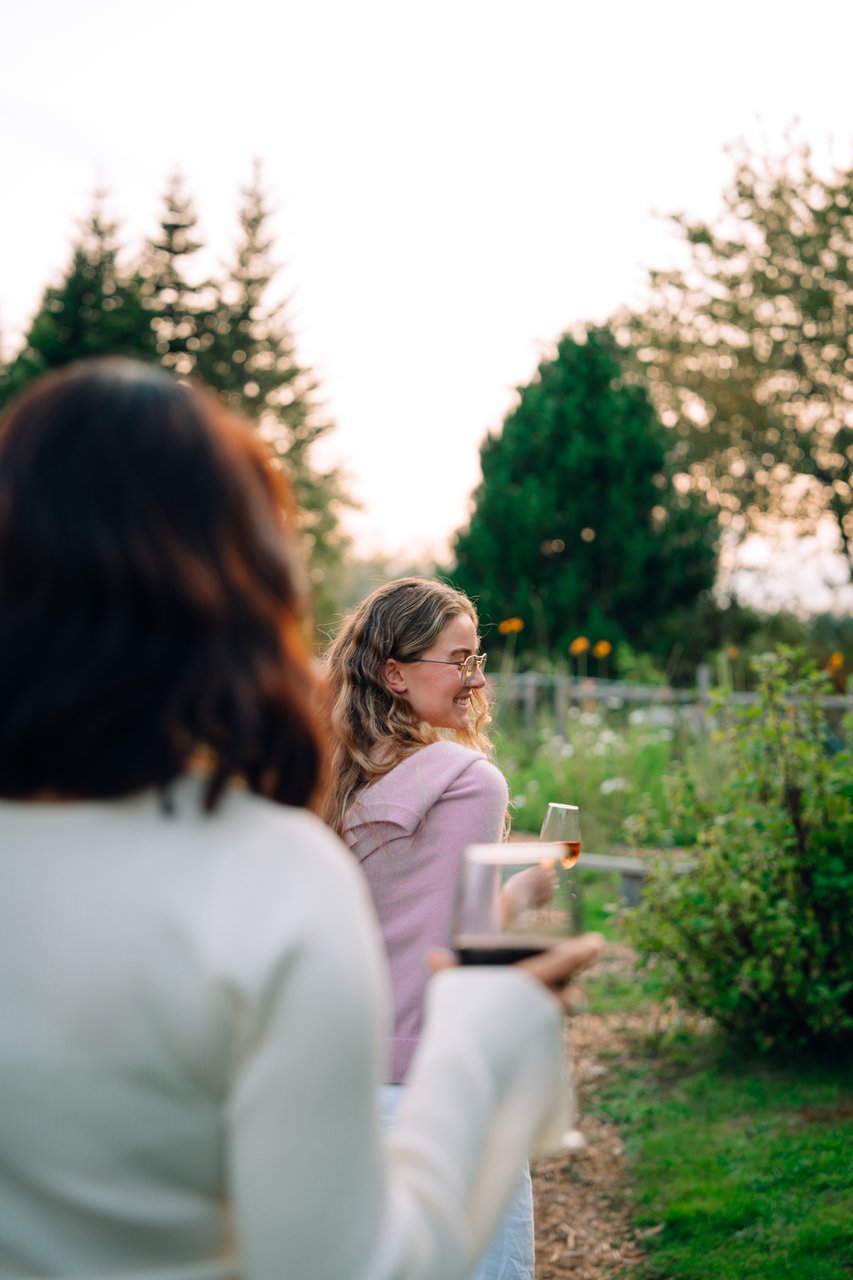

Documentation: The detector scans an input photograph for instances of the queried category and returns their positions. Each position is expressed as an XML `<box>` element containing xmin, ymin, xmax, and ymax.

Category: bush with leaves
<box><xmin>627</xmin><ymin>649</ymin><xmax>853</xmax><ymax>1052</ymax></box>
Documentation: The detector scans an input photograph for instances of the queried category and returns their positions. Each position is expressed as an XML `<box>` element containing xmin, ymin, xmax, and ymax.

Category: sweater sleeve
<box><xmin>389</xmin><ymin>969</ymin><xmax>571</xmax><ymax>1273</ymax></box>
<box><xmin>218</xmin><ymin>814</ymin><xmax>567</xmax><ymax>1280</ymax></box>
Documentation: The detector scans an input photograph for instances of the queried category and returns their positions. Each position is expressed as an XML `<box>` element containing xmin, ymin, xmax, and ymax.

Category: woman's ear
<box><xmin>383</xmin><ymin>658</ymin><xmax>408</xmax><ymax>694</ymax></box>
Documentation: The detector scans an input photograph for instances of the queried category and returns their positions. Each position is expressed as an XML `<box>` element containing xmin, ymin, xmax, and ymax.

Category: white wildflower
<box><xmin>599</xmin><ymin>776</ymin><xmax>627</xmax><ymax>795</ymax></box>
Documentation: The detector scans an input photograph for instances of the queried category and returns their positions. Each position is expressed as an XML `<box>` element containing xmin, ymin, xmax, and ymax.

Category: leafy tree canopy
<box><xmin>450</xmin><ymin>329</ymin><xmax>720</xmax><ymax>665</ymax></box>
<box><xmin>624</xmin><ymin>138</ymin><xmax>853</xmax><ymax>577</ymax></box>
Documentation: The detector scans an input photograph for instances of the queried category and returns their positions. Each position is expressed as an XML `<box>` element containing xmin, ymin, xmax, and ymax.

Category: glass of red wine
<box><xmin>451</xmin><ymin>835</ymin><xmax>578</xmax><ymax>965</ymax></box>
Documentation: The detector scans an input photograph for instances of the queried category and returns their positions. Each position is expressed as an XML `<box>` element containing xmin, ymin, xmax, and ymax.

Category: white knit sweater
<box><xmin>0</xmin><ymin>775</ymin><xmax>568</xmax><ymax>1280</ymax></box>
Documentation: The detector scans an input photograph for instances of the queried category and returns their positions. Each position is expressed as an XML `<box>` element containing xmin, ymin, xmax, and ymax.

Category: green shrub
<box><xmin>627</xmin><ymin>649</ymin><xmax>853</xmax><ymax>1052</ymax></box>
<box><xmin>493</xmin><ymin>709</ymin><xmax>705</xmax><ymax>852</ymax></box>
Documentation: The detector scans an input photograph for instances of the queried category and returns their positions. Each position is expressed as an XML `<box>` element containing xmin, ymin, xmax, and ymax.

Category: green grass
<box><xmin>589</xmin><ymin>1015</ymin><xmax>853</xmax><ymax>1279</ymax></box>
<box><xmin>584</xmin><ymin>953</ymin><xmax>669</xmax><ymax>1011</ymax></box>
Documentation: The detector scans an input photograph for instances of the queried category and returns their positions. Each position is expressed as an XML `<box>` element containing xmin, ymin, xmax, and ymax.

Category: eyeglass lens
<box><xmin>461</xmin><ymin>653</ymin><xmax>487</xmax><ymax>683</ymax></box>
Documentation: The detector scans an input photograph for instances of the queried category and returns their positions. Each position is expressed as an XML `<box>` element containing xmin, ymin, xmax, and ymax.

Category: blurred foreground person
<box><xmin>0</xmin><ymin>358</ymin><xmax>604</xmax><ymax>1280</ymax></box>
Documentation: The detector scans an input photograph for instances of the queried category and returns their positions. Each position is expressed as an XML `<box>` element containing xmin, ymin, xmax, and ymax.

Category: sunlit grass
<box><xmin>597</xmin><ymin>1031</ymin><xmax>853</xmax><ymax>1279</ymax></box>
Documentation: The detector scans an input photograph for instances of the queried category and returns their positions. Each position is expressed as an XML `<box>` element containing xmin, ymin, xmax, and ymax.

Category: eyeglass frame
<box><xmin>392</xmin><ymin>652</ymin><xmax>488</xmax><ymax>686</ymax></box>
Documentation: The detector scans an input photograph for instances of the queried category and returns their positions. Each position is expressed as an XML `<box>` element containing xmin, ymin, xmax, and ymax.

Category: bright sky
<box><xmin>2</xmin><ymin>0</ymin><xmax>851</xmax><ymax>603</ymax></box>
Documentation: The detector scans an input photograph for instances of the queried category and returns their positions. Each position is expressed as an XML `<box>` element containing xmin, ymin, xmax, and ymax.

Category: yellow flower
<box><xmin>498</xmin><ymin>617</ymin><xmax>524</xmax><ymax>635</ymax></box>
<box><xmin>569</xmin><ymin>636</ymin><xmax>589</xmax><ymax>656</ymax></box>
<box><xmin>592</xmin><ymin>640</ymin><xmax>612</xmax><ymax>659</ymax></box>
<box><xmin>826</xmin><ymin>650</ymin><xmax>844</xmax><ymax>672</ymax></box>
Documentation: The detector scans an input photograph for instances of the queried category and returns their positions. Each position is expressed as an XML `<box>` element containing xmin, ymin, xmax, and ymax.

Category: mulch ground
<box><xmin>530</xmin><ymin>945</ymin><xmax>657</xmax><ymax>1279</ymax></box>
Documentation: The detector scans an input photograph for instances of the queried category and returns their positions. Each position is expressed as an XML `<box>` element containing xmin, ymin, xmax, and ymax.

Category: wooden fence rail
<box><xmin>489</xmin><ymin>666</ymin><xmax>852</xmax><ymax>734</ymax></box>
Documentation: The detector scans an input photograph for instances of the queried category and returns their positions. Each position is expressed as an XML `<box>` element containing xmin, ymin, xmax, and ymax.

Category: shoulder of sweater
<box><xmin>398</xmin><ymin>738</ymin><xmax>497</xmax><ymax>776</ymax></box>
<box><xmin>428</xmin><ymin>744</ymin><xmax>507</xmax><ymax>799</ymax></box>
<box><xmin>168</xmin><ymin>784</ymin><xmax>379</xmax><ymax>978</ymax></box>
<box><xmin>168</xmin><ymin>777</ymin><xmax>354</xmax><ymax>890</ymax></box>
<box><xmin>364</xmin><ymin>740</ymin><xmax>503</xmax><ymax>800</ymax></box>
<box><xmin>343</xmin><ymin>741</ymin><xmax>506</xmax><ymax>841</ymax></box>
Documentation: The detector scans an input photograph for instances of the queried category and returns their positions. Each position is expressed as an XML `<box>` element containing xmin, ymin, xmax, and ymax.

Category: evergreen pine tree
<box><xmin>196</xmin><ymin>163</ymin><xmax>353</xmax><ymax>626</ymax></box>
<box><xmin>451</xmin><ymin>329</ymin><xmax>720</xmax><ymax>666</ymax></box>
<box><xmin>0</xmin><ymin>194</ymin><xmax>155</xmax><ymax>408</ymax></box>
<box><xmin>139</xmin><ymin>172</ymin><xmax>211</xmax><ymax>376</ymax></box>
<box><xmin>0</xmin><ymin>174</ymin><xmax>354</xmax><ymax>632</ymax></box>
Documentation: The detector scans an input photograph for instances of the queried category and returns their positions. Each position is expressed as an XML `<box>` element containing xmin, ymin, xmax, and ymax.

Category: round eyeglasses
<box><xmin>398</xmin><ymin>652</ymin><xmax>488</xmax><ymax>686</ymax></box>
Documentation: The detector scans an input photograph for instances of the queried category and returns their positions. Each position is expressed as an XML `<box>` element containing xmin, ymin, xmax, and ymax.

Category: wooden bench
<box><xmin>511</xmin><ymin>833</ymin><xmax>693</xmax><ymax>915</ymax></box>
<box><xmin>570</xmin><ymin>848</ymin><xmax>695</xmax><ymax>935</ymax></box>
<box><xmin>573</xmin><ymin>852</ymin><xmax>651</xmax><ymax>908</ymax></box>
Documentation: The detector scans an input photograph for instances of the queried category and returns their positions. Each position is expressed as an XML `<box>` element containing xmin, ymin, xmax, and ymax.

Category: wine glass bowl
<box><xmin>452</xmin><ymin>841</ymin><xmax>578</xmax><ymax>964</ymax></box>
<box><xmin>539</xmin><ymin>803</ymin><xmax>581</xmax><ymax>869</ymax></box>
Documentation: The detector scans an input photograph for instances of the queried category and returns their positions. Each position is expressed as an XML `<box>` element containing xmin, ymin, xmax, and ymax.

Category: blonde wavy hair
<box><xmin>320</xmin><ymin>577</ymin><xmax>493</xmax><ymax>833</ymax></box>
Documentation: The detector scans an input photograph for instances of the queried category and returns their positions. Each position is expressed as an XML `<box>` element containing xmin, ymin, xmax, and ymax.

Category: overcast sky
<box><xmin>2</xmin><ymin>0</ymin><xmax>851</xmax><ymax>606</ymax></box>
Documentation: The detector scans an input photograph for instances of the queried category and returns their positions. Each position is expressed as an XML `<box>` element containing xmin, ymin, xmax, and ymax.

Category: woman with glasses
<box><xmin>322</xmin><ymin>577</ymin><xmax>538</xmax><ymax>1280</ymax></box>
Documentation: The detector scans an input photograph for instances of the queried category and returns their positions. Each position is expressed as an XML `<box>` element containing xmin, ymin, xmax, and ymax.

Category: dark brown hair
<box><xmin>0</xmin><ymin>357</ymin><xmax>325</xmax><ymax>809</ymax></box>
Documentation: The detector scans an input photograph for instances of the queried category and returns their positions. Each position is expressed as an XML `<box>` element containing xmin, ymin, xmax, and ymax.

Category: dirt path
<box><xmin>530</xmin><ymin>947</ymin><xmax>650</xmax><ymax>1279</ymax></box>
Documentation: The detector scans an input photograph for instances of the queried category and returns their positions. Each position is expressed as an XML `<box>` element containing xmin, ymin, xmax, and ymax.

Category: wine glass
<box><xmin>539</xmin><ymin>802</ymin><xmax>581</xmax><ymax>868</ymax></box>
<box><xmin>451</xmin><ymin>841</ymin><xmax>576</xmax><ymax>965</ymax></box>
<box><xmin>538</xmin><ymin>801</ymin><xmax>586</xmax><ymax>1152</ymax></box>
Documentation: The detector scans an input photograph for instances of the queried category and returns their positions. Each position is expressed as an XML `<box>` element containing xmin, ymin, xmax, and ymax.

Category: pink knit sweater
<box><xmin>342</xmin><ymin>741</ymin><xmax>509</xmax><ymax>1084</ymax></box>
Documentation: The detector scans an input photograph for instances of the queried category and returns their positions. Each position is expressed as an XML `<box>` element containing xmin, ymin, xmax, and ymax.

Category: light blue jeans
<box><xmin>379</xmin><ymin>1084</ymin><xmax>535</xmax><ymax>1280</ymax></box>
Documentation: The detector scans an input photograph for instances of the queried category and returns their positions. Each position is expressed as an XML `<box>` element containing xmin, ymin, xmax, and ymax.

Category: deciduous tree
<box><xmin>626</xmin><ymin>139</ymin><xmax>853</xmax><ymax>576</ymax></box>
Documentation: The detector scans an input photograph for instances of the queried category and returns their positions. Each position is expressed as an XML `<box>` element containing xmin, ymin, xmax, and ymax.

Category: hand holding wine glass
<box><xmin>430</xmin><ymin>933</ymin><xmax>605</xmax><ymax>1005</ymax></box>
